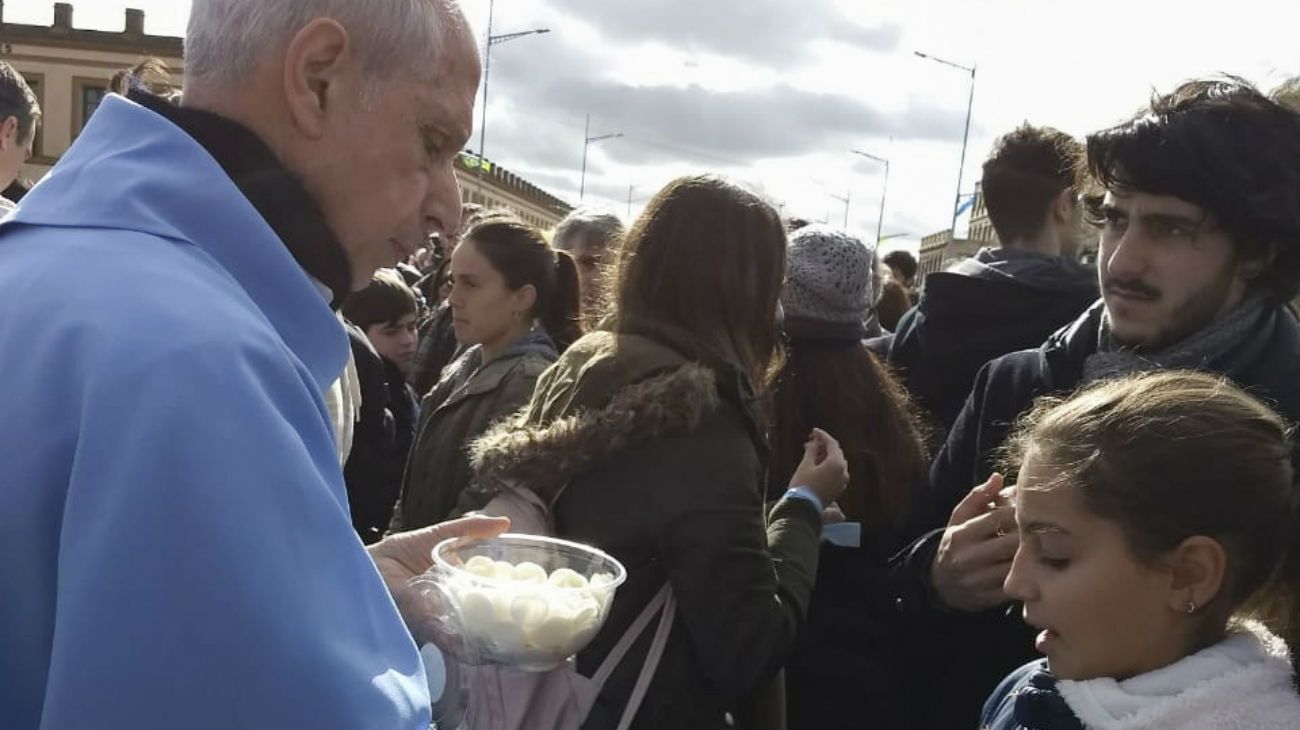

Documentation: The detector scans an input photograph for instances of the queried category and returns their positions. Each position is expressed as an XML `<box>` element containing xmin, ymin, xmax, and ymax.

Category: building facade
<box><xmin>966</xmin><ymin>182</ymin><xmax>998</xmax><ymax>246</ymax></box>
<box><xmin>455</xmin><ymin>153</ymin><xmax>573</xmax><ymax>230</ymax></box>
<box><xmin>917</xmin><ymin>229</ymin><xmax>980</xmax><ymax>283</ymax></box>
<box><xmin>2</xmin><ymin>4</ymin><xmax>184</xmax><ymax>183</ymax></box>
<box><xmin>2</xmin><ymin>3</ymin><xmax>572</xmax><ymax>229</ymax></box>
<box><xmin>918</xmin><ymin>182</ymin><xmax>1102</xmax><ymax>282</ymax></box>
<box><xmin>917</xmin><ymin>184</ymin><xmax>989</xmax><ymax>283</ymax></box>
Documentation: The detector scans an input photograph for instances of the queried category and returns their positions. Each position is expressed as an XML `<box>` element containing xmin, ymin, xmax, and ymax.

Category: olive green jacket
<box><xmin>389</xmin><ymin>332</ymin><xmax>557</xmax><ymax>532</ymax></box>
<box><xmin>468</xmin><ymin>327</ymin><xmax>821</xmax><ymax>730</ymax></box>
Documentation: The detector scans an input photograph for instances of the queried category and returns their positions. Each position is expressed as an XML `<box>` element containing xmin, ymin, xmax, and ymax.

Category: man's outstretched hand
<box><xmin>368</xmin><ymin>516</ymin><xmax>511</xmax><ymax>598</ymax></box>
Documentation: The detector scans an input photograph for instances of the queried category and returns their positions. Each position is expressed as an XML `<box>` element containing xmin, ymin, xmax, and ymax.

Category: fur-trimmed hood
<box><xmin>456</xmin><ymin>328</ymin><xmax>768</xmax><ymax>517</ymax></box>
<box><xmin>470</xmin><ymin>360</ymin><xmax>720</xmax><ymax>503</ymax></box>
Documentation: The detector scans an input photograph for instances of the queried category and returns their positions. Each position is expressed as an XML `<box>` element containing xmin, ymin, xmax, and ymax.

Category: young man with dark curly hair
<box><xmin>891</xmin><ymin>77</ymin><xmax>1300</xmax><ymax>730</ymax></box>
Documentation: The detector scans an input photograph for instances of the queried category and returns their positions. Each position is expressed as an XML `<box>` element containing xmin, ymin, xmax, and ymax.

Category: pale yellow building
<box><xmin>455</xmin><ymin>153</ymin><xmax>573</xmax><ymax>231</ymax></box>
<box><xmin>2</xmin><ymin>3</ymin><xmax>572</xmax><ymax>228</ymax></box>
<box><xmin>917</xmin><ymin>229</ymin><xmax>979</xmax><ymax>284</ymax></box>
<box><xmin>2</xmin><ymin>3</ymin><xmax>184</xmax><ymax>183</ymax></box>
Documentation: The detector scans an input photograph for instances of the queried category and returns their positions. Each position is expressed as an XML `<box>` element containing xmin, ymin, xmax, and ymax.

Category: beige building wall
<box><xmin>917</xmin><ymin>228</ymin><xmax>980</xmax><ymax>285</ymax></box>
<box><xmin>918</xmin><ymin>229</ymin><xmax>952</xmax><ymax>282</ymax></box>
<box><xmin>3</xmin><ymin>5</ymin><xmax>184</xmax><ymax>184</ymax></box>
<box><xmin>455</xmin><ymin>155</ymin><xmax>572</xmax><ymax>231</ymax></box>
<box><xmin>9</xmin><ymin>43</ymin><xmax>183</xmax><ymax>182</ymax></box>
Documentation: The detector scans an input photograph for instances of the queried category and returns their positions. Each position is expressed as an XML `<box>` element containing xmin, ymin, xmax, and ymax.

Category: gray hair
<box><xmin>0</xmin><ymin>62</ymin><xmax>41</xmax><ymax>145</ymax></box>
<box><xmin>553</xmin><ymin>209</ymin><xmax>626</xmax><ymax>252</ymax></box>
<box><xmin>185</xmin><ymin>0</ymin><xmax>457</xmax><ymax>88</ymax></box>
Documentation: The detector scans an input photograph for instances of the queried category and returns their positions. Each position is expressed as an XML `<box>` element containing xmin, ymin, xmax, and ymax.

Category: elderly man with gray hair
<box><xmin>0</xmin><ymin>62</ymin><xmax>41</xmax><ymax>211</ymax></box>
<box><xmin>553</xmin><ymin>207</ymin><xmax>626</xmax><ymax>318</ymax></box>
<box><xmin>0</xmin><ymin>2</ymin><xmax>510</xmax><ymax>728</ymax></box>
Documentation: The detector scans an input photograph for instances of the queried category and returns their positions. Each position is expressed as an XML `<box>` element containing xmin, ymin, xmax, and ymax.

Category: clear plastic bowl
<box><xmin>413</xmin><ymin>533</ymin><xmax>628</xmax><ymax>672</ymax></box>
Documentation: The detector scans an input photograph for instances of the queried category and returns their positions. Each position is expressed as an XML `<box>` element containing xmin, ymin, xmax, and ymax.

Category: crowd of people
<box><xmin>3</xmin><ymin>1</ymin><xmax>1300</xmax><ymax>729</ymax></box>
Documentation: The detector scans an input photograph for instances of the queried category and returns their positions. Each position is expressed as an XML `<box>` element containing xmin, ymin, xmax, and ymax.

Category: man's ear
<box><xmin>0</xmin><ymin>116</ymin><xmax>18</xmax><ymax>151</ymax></box>
<box><xmin>1050</xmin><ymin>188</ymin><xmax>1076</xmax><ymax>224</ymax></box>
<box><xmin>281</xmin><ymin>18</ymin><xmax>353</xmax><ymax>140</ymax></box>
<box><xmin>1239</xmin><ymin>241</ymin><xmax>1278</xmax><ymax>282</ymax></box>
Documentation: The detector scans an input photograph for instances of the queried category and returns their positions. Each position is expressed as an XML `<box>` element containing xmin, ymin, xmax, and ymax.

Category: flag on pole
<box><xmin>954</xmin><ymin>193</ymin><xmax>976</xmax><ymax>218</ymax></box>
<box><xmin>458</xmin><ymin>152</ymin><xmax>492</xmax><ymax>173</ymax></box>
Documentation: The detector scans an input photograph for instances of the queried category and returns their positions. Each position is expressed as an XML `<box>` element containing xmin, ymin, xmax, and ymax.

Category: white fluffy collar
<box><xmin>1056</xmin><ymin>622</ymin><xmax>1300</xmax><ymax>730</ymax></box>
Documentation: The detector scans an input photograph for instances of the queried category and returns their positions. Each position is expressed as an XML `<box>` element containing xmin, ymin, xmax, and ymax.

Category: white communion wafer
<box><xmin>491</xmin><ymin>560</ymin><xmax>517</xmax><ymax>581</ymax></box>
<box><xmin>512</xmin><ymin>561</ymin><xmax>548</xmax><ymax>584</ymax></box>
<box><xmin>463</xmin><ymin>555</ymin><xmax>497</xmax><ymax>577</ymax></box>
<box><xmin>589</xmin><ymin>587</ymin><xmax>611</xmax><ymax>607</ymax></box>
<box><xmin>510</xmin><ymin>593</ymin><xmax>550</xmax><ymax>627</ymax></box>
<box><xmin>530</xmin><ymin>614</ymin><xmax>578</xmax><ymax>653</ymax></box>
<box><xmin>490</xmin><ymin>619</ymin><xmax>528</xmax><ymax>655</ymax></box>
<box><xmin>456</xmin><ymin>588</ymin><xmax>498</xmax><ymax>634</ymax></box>
<box><xmin>547</xmin><ymin>567</ymin><xmax>589</xmax><ymax>589</ymax></box>
<box><xmin>571</xmin><ymin>599</ymin><xmax>599</xmax><ymax>626</ymax></box>
<box><xmin>452</xmin><ymin>556</ymin><xmax>613</xmax><ymax>659</ymax></box>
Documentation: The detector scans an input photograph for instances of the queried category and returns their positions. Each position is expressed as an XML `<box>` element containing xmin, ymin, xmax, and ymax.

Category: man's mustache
<box><xmin>1104</xmin><ymin>277</ymin><xmax>1161</xmax><ymax>301</ymax></box>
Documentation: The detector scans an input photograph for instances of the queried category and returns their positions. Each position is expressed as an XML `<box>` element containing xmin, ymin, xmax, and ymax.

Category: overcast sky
<box><xmin>8</xmin><ymin>0</ymin><xmax>1300</xmax><ymax>254</ymax></box>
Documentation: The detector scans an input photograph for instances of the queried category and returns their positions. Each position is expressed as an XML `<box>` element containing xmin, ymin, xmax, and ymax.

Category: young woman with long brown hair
<box><xmin>466</xmin><ymin>175</ymin><xmax>849</xmax><ymax>729</ymax></box>
<box><xmin>767</xmin><ymin>225</ymin><xmax>930</xmax><ymax>729</ymax></box>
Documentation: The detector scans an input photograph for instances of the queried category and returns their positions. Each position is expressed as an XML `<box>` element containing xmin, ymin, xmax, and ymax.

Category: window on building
<box><xmin>82</xmin><ymin>85</ymin><xmax>107</xmax><ymax>124</ymax></box>
<box><xmin>73</xmin><ymin>79</ymin><xmax>110</xmax><ymax>136</ymax></box>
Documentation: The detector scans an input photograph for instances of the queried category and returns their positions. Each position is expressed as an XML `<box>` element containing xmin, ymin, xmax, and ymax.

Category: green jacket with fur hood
<box><xmin>466</xmin><ymin>326</ymin><xmax>822</xmax><ymax>730</ymax></box>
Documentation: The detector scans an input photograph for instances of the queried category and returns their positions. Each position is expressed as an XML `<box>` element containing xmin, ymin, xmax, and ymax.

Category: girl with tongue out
<box><xmin>980</xmin><ymin>371</ymin><xmax>1300</xmax><ymax>730</ymax></box>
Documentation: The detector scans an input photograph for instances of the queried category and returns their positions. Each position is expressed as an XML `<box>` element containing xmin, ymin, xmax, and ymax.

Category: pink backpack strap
<box><xmin>588</xmin><ymin>583</ymin><xmax>675</xmax><ymax>730</ymax></box>
<box><xmin>615</xmin><ymin>589</ymin><xmax>675</xmax><ymax>730</ymax></box>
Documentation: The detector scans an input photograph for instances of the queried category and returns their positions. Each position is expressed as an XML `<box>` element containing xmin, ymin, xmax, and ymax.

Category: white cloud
<box><xmin>8</xmin><ymin>0</ymin><xmax>1300</xmax><ymax>254</ymax></box>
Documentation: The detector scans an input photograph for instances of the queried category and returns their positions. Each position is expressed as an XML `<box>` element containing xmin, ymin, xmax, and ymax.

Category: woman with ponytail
<box><xmin>389</xmin><ymin>215</ymin><xmax>581</xmax><ymax>530</ymax></box>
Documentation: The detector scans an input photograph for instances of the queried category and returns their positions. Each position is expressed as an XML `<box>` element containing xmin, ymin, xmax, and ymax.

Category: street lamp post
<box><xmin>831</xmin><ymin>191</ymin><xmax>851</xmax><ymax>228</ymax></box>
<box><xmin>915</xmin><ymin>50</ymin><xmax>976</xmax><ymax>236</ymax></box>
<box><xmin>850</xmin><ymin>149</ymin><xmax>890</xmax><ymax>245</ymax></box>
<box><xmin>580</xmin><ymin>114</ymin><xmax>622</xmax><ymax>201</ymax></box>
<box><xmin>475</xmin><ymin>0</ymin><xmax>549</xmax><ymax>172</ymax></box>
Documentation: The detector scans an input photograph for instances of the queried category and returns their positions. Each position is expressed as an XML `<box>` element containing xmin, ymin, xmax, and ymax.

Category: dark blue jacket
<box><xmin>342</xmin><ymin>324</ymin><xmax>419</xmax><ymax>545</ymax></box>
<box><xmin>888</xmin><ymin>300</ymin><xmax>1300</xmax><ymax>730</ymax></box>
<box><xmin>980</xmin><ymin>660</ymin><xmax>1083</xmax><ymax>730</ymax></box>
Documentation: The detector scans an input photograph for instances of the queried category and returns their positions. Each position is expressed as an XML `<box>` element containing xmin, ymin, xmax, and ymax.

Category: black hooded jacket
<box><xmin>867</xmin><ymin>247</ymin><xmax>1098</xmax><ymax>440</ymax></box>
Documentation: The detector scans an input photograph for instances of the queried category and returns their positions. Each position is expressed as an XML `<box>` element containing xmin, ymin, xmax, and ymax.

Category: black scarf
<box><xmin>129</xmin><ymin>90</ymin><xmax>352</xmax><ymax>308</ymax></box>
